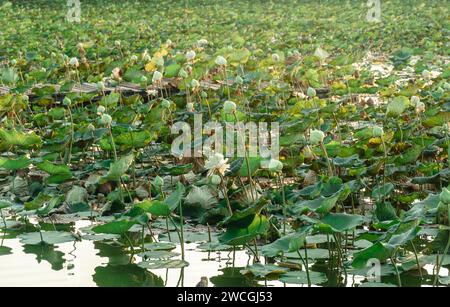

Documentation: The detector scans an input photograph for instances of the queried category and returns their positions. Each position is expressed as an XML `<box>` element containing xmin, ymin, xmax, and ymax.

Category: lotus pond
<box><xmin>0</xmin><ymin>0</ymin><xmax>449</xmax><ymax>287</ymax></box>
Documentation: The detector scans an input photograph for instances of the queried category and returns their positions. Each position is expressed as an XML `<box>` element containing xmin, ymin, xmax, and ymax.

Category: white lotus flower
<box><xmin>111</xmin><ymin>67</ymin><xmax>121</xmax><ymax>80</ymax></box>
<box><xmin>185</xmin><ymin>186</ymin><xmax>216</xmax><ymax>208</ymax></box>
<box><xmin>204</xmin><ymin>153</ymin><xmax>230</xmax><ymax>176</ymax></box>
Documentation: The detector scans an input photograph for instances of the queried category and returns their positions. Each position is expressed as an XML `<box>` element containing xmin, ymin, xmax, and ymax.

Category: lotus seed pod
<box><xmin>186</xmin><ymin>50</ymin><xmax>196</xmax><ymax>61</ymax></box>
<box><xmin>152</xmin><ymin>71</ymin><xmax>163</xmax><ymax>82</ymax></box>
<box><xmin>99</xmin><ymin>114</ymin><xmax>112</xmax><ymax>126</ymax></box>
<box><xmin>223</xmin><ymin>100</ymin><xmax>237</xmax><ymax>114</ymax></box>
<box><xmin>410</xmin><ymin>95</ymin><xmax>420</xmax><ymax>106</ymax></box>
<box><xmin>154</xmin><ymin>176</ymin><xmax>164</xmax><ymax>187</ymax></box>
<box><xmin>439</xmin><ymin>188</ymin><xmax>450</xmax><ymax>204</ymax></box>
<box><xmin>307</xmin><ymin>87</ymin><xmax>317</xmax><ymax>98</ymax></box>
<box><xmin>215</xmin><ymin>56</ymin><xmax>227</xmax><ymax>66</ymax></box>
<box><xmin>96</xmin><ymin>105</ymin><xmax>106</xmax><ymax>115</ymax></box>
<box><xmin>310</xmin><ymin>129</ymin><xmax>325</xmax><ymax>145</ymax></box>
<box><xmin>268</xmin><ymin>159</ymin><xmax>283</xmax><ymax>172</ymax></box>
<box><xmin>210</xmin><ymin>174</ymin><xmax>221</xmax><ymax>185</ymax></box>
<box><xmin>372</xmin><ymin>126</ymin><xmax>384</xmax><ymax>137</ymax></box>
<box><xmin>186</xmin><ymin>103</ymin><xmax>194</xmax><ymax>112</ymax></box>
<box><xmin>63</xmin><ymin>97</ymin><xmax>72</xmax><ymax>106</ymax></box>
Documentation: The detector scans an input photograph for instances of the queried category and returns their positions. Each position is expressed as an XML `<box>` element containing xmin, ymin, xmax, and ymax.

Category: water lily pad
<box><xmin>92</xmin><ymin>219</ymin><xmax>136</xmax><ymax>235</ymax></box>
<box><xmin>138</xmin><ymin>259</ymin><xmax>189</xmax><ymax>269</ymax></box>
<box><xmin>240</xmin><ymin>263</ymin><xmax>288</xmax><ymax>278</ymax></box>
<box><xmin>279</xmin><ymin>271</ymin><xmax>327</xmax><ymax>285</ymax></box>
<box><xmin>19</xmin><ymin>231</ymin><xmax>77</xmax><ymax>245</ymax></box>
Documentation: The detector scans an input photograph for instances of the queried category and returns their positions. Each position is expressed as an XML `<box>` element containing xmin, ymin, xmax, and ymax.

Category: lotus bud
<box><xmin>310</xmin><ymin>129</ymin><xmax>325</xmax><ymax>145</ymax></box>
<box><xmin>99</xmin><ymin>114</ymin><xmax>112</xmax><ymax>126</ymax></box>
<box><xmin>422</xmin><ymin>69</ymin><xmax>431</xmax><ymax>80</ymax></box>
<box><xmin>439</xmin><ymin>188</ymin><xmax>450</xmax><ymax>204</ymax></box>
<box><xmin>410</xmin><ymin>95</ymin><xmax>420</xmax><ymax>106</ymax></box>
<box><xmin>186</xmin><ymin>103</ymin><xmax>194</xmax><ymax>112</ymax></box>
<box><xmin>97</xmin><ymin>106</ymin><xmax>106</xmax><ymax>115</ymax></box>
<box><xmin>372</xmin><ymin>126</ymin><xmax>384</xmax><ymax>137</ymax></box>
<box><xmin>153</xmin><ymin>176</ymin><xmax>164</xmax><ymax>187</ymax></box>
<box><xmin>191</xmin><ymin>79</ymin><xmax>200</xmax><ymax>88</ymax></box>
<box><xmin>63</xmin><ymin>97</ymin><xmax>72</xmax><ymax>106</ymax></box>
<box><xmin>178</xmin><ymin>68</ymin><xmax>188</xmax><ymax>78</ymax></box>
<box><xmin>307</xmin><ymin>87</ymin><xmax>317</xmax><ymax>98</ymax></box>
<box><xmin>96</xmin><ymin>81</ymin><xmax>106</xmax><ymax>91</ymax></box>
<box><xmin>210</xmin><ymin>174</ymin><xmax>221</xmax><ymax>185</ymax></box>
<box><xmin>186</xmin><ymin>50</ymin><xmax>196</xmax><ymax>61</ymax></box>
<box><xmin>223</xmin><ymin>100</ymin><xmax>237</xmax><ymax>114</ymax></box>
<box><xmin>69</xmin><ymin>57</ymin><xmax>79</xmax><ymax>67</ymax></box>
<box><xmin>215</xmin><ymin>56</ymin><xmax>227</xmax><ymax>66</ymax></box>
<box><xmin>152</xmin><ymin>71</ymin><xmax>163</xmax><ymax>82</ymax></box>
<box><xmin>268</xmin><ymin>159</ymin><xmax>283</xmax><ymax>172</ymax></box>
<box><xmin>161</xmin><ymin>99</ymin><xmax>171</xmax><ymax>109</ymax></box>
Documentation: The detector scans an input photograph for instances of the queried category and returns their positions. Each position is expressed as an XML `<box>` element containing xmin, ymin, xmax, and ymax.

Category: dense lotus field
<box><xmin>0</xmin><ymin>0</ymin><xmax>449</xmax><ymax>287</ymax></box>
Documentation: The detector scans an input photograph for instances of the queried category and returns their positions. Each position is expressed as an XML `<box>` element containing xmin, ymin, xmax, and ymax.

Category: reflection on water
<box><xmin>0</xmin><ymin>221</ymin><xmax>447</xmax><ymax>287</ymax></box>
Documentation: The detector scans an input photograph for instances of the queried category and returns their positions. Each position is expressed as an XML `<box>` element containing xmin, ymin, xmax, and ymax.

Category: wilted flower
<box><xmin>223</xmin><ymin>100</ymin><xmax>237</xmax><ymax>114</ymax></box>
<box><xmin>69</xmin><ymin>57</ymin><xmax>79</xmax><ymax>67</ymax></box>
<box><xmin>186</xmin><ymin>50</ymin><xmax>196</xmax><ymax>61</ymax></box>
<box><xmin>185</xmin><ymin>186</ymin><xmax>216</xmax><ymax>208</ymax></box>
<box><xmin>97</xmin><ymin>105</ymin><xmax>106</xmax><ymax>115</ymax></box>
<box><xmin>204</xmin><ymin>153</ymin><xmax>230</xmax><ymax>177</ymax></box>
<box><xmin>215</xmin><ymin>56</ymin><xmax>227</xmax><ymax>66</ymax></box>
<box><xmin>152</xmin><ymin>71</ymin><xmax>163</xmax><ymax>82</ymax></box>
<box><xmin>310</xmin><ymin>129</ymin><xmax>325</xmax><ymax>145</ymax></box>
<box><xmin>186</xmin><ymin>102</ymin><xmax>194</xmax><ymax>112</ymax></box>
<box><xmin>307</xmin><ymin>87</ymin><xmax>317</xmax><ymax>98</ymax></box>
<box><xmin>99</xmin><ymin>114</ymin><xmax>112</xmax><ymax>126</ymax></box>
<box><xmin>111</xmin><ymin>67</ymin><xmax>121</xmax><ymax>80</ymax></box>
<box><xmin>415</xmin><ymin>101</ymin><xmax>426</xmax><ymax>114</ymax></box>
